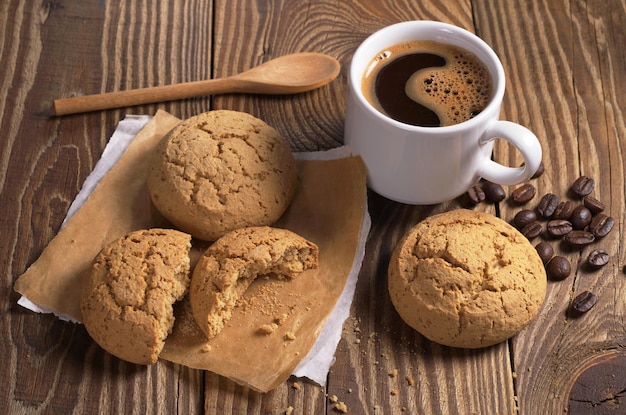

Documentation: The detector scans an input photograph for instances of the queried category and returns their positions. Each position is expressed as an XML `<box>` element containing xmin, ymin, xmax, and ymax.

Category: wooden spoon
<box><xmin>52</xmin><ymin>52</ymin><xmax>341</xmax><ymax>116</ymax></box>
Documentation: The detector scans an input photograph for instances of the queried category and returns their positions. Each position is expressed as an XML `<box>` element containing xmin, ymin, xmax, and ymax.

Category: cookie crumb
<box><xmin>329</xmin><ymin>395</ymin><xmax>338</xmax><ymax>403</ymax></box>
<box><xmin>258</xmin><ymin>323</ymin><xmax>278</xmax><ymax>334</ymax></box>
<box><xmin>391</xmin><ymin>388</ymin><xmax>398</xmax><ymax>396</ymax></box>
<box><xmin>284</xmin><ymin>332</ymin><xmax>297</xmax><ymax>341</ymax></box>
<box><xmin>405</xmin><ymin>375</ymin><xmax>414</xmax><ymax>386</ymax></box>
<box><xmin>388</xmin><ymin>369</ymin><xmax>398</xmax><ymax>378</ymax></box>
<box><xmin>334</xmin><ymin>402</ymin><xmax>348</xmax><ymax>413</ymax></box>
<box><xmin>292</xmin><ymin>382</ymin><xmax>301</xmax><ymax>390</ymax></box>
<box><xmin>201</xmin><ymin>343</ymin><xmax>212</xmax><ymax>353</ymax></box>
<box><xmin>285</xmin><ymin>406</ymin><xmax>294</xmax><ymax>415</ymax></box>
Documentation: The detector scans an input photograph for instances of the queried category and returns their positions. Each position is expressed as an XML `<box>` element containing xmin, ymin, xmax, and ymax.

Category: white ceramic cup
<box><xmin>344</xmin><ymin>21</ymin><xmax>542</xmax><ymax>205</ymax></box>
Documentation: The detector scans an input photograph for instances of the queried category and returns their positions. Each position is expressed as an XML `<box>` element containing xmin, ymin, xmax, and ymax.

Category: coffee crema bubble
<box><xmin>362</xmin><ymin>40</ymin><xmax>493</xmax><ymax>127</ymax></box>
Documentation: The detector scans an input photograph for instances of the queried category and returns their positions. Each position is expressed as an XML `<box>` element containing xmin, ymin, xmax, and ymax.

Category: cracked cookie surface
<box><xmin>388</xmin><ymin>209</ymin><xmax>546</xmax><ymax>348</ymax></box>
<box><xmin>147</xmin><ymin>110</ymin><xmax>297</xmax><ymax>241</ymax></box>
<box><xmin>81</xmin><ymin>228</ymin><xmax>191</xmax><ymax>364</ymax></box>
<box><xmin>190</xmin><ymin>226</ymin><xmax>319</xmax><ymax>339</ymax></box>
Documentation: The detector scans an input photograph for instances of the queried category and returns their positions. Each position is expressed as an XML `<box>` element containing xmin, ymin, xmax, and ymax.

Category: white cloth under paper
<box><xmin>18</xmin><ymin>115</ymin><xmax>370</xmax><ymax>387</ymax></box>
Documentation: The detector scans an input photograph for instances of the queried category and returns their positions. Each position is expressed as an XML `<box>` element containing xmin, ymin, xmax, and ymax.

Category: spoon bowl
<box><xmin>228</xmin><ymin>52</ymin><xmax>341</xmax><ymax>94</ymax></box>
<box><xmin>52</xmin><ymin>52</ymin><xmax>341</xmax><ymax>116</ymax></box>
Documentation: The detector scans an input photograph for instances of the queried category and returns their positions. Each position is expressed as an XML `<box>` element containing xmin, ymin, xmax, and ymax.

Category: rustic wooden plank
<box><xmin>474</xmin><ymin>0</ymin><xmax>626</xmax><ymax>413</ymax></box>
<box><xmin>202</xmin><ymin>372</ymin><xmax>327</xmax><ymax>414</ymax></box>
<box><xmin>211</xmin><ymin>0</ymin><xmax>348</xmax><ymax>152</ymax></box>
<box><xmin>2</xmin><ymin>1</ymin><xmax>213</xmax><ymax>413</ymax></box>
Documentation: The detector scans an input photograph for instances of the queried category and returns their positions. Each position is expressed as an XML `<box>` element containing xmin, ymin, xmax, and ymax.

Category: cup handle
<box><xmin>478</xmin><ymin>120</ymin><xmax>543</xmax><ymax>185</ymax></box>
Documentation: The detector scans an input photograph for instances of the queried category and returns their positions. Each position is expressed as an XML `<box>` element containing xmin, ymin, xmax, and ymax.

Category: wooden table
<box><xmin>3</xmin><ymin>1</ymin><xmax>625</xmax><ymax>414</ymax></box>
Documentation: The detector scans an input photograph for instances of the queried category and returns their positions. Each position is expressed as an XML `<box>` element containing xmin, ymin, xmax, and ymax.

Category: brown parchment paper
<box><xmin>14</xmin><ymin>110</ymin><xmax>367</xmax><ymax>392</ymax></box>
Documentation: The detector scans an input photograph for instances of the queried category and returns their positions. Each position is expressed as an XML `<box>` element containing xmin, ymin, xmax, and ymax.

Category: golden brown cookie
<box><xmin>81</xmin><ymin>228</ymin><xmax>192</xmax><ymax>364</ymax></box>
<box><xmin>190</xmin><ymin>226</ymin><xmax>319</xmax><ymax>339</ymax></box>
<box><xmin>147</xmin><ymin>110</ymin><xmax>297</xmax><ymax>241</ymax></box>
<box><xmin>388</xmin><ymin>209</ymin><xmax>546</xmax><ymax>348</ymax></box>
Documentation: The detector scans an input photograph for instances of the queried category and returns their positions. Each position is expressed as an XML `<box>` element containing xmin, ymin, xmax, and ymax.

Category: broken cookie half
<box><xmin>190</xmin><ymin>226</ymin><xmax>319</xmax><ymax>339</ymax></box>
<box><xmin>81</xmin><ymin>228</ymin><xmax>192</xmax><ymax>364</ymax></box>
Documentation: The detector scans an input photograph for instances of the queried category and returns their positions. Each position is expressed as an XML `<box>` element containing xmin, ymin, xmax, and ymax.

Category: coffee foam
<box><xmin>364</xmin><ymin>41</ymin><xmax>492</xmax><ymax>127</ymax></box>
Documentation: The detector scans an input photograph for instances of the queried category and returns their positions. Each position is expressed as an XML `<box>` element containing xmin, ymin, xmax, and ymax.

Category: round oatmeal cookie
<box><xmin>81</xmin><ymin>228</ymin><xmax>192</xmax><ymax>364</ymax></box>
<box><xmin>190</xmin><ymin>226</ymin><xmax>319</xmax><ymax>339</ymax></box>
<box><xmin>147</xmin><ymin>110</ymin><xmax>297</xmax><ymax>241</ymax></box>
<box><xmin>388</xmin><ymin>209</ymin><xmax>546</xmax><ymax>348</ymax></box>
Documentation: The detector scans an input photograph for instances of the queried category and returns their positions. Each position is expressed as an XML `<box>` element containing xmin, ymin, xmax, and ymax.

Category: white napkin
<box><xmin>18</xmin><ymin>115</ymin><xmax>370</xmax><ymax>387</ymax></box>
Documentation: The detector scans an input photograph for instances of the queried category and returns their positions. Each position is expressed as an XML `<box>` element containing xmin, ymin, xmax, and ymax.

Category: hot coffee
<box><xmin>345</xmin><ymin>20</ymin><xmax>542</xmax><ymax>204</ymax></box>
<box><xmin>362</xmin><ymin>40</ymin><xmax>492</xmax><ymax>127</ymax></box>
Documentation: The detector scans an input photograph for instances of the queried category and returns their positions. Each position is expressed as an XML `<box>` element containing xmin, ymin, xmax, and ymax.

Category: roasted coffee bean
<box><xmin>531</xmin><ymin>161</ymin><xmax>545</xmax><ymax>179</ymax></box>
<box><xmin>546</xmin><ymin>256</ymin><xmax>572</xmax><ymax>280</ymax></box>
<box><xmin>587</xmin><ymin>249</ymin><xmax>610</xmax><ymax>269</ymax></box>
<box><xmin>511</xmin><ymin>183</ymin><xmax>536</xmax><ymax>204</ymax></box>
<box><xmin>535</xmin><ymin>241</ymin><xmax>554</xmax><ymax>264</ymax></box>
<box><xmin>588</xmin><ymin>213</ymin><xmax>614</xmax><ymax>238</ymax></box>
<box><xmin>546</xmin><ymin>219</ymin><xmax>573</xmax><ymax>237</ymax></box>
<box><xmin>553</xmin><ymin>200</ymin><xmax>575</xmax><ymax>220</ymax></box>
<box><xmin>564</xmin><ymin>230</ymin><xmax>595</xmax><ymax>248</ymax></box>
<box><xmin>569</xmin><ymin>205</ymin><xmax>592</xmax><ymax>230</ymax></box>
<box><xmin>536</xmin><ymin>193</ymin><xmax>559</xmax><ymax>218</ymax></box>
<box><xmin>481</xmin><ymin>181</ymin><xmax>506</xmax><ymax>202</ymax></box>
<box><xmin>569</xmin><ymin>291</ymin><xmax>597</xmax><ymax>315</ymax></box>
<box><xmin>465</xmin><ymin>184</ymin><xmax>485</xmax><ymax>205</ymax></box>
<box><xmin>583</xmin><ymin>196</ymin><xmax>605</xmax><ymax>214</ymax></box>
<box><xmin>513</xmin><ymin>209</ymin><xmax>537</xmax><ymax>229</ymax></box>
<box><xmin>570</xmin><ymin>175</ymin><xmax>595</xmax><ymax>198</ymax></box>
<box><xmin>521</xmin><ymin>221</ymin><xmax>543</xmax><ymax>239</ymax></box>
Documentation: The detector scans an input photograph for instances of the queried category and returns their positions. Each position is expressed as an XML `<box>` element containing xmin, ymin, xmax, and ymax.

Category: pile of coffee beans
<box><xmin>463</xmin><ymin>165</ymin><xmax>615</xmax><ymax>317</ymax></box>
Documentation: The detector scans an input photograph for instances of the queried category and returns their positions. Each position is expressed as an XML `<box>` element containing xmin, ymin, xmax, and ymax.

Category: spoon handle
<box><xmin>52</xmin><ymin>77</ymin><xmax>246</xmax><ymax>116</ymax></box>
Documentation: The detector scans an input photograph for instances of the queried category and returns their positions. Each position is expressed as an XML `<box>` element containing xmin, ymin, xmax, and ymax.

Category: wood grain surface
<box><xmin>2</xmin><ymin>0</ymin><xmax>625</xmax><ymax>414</ymax></box>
